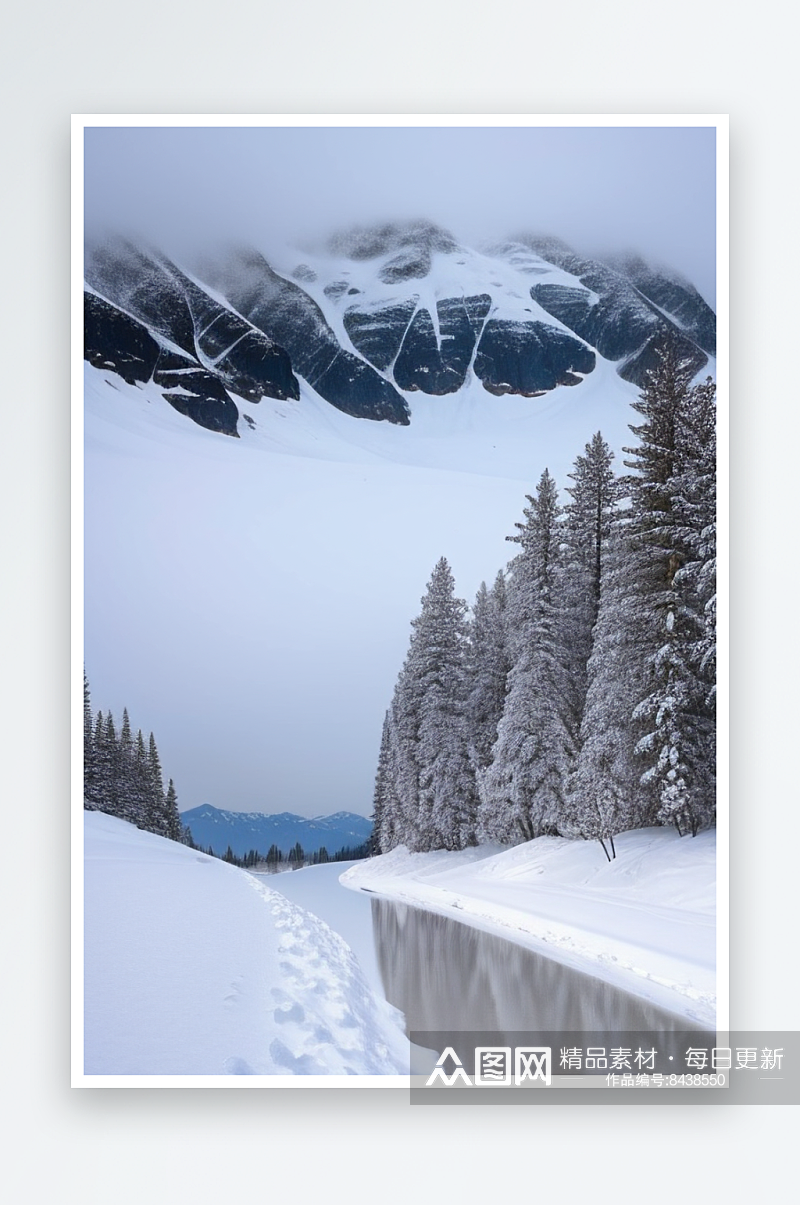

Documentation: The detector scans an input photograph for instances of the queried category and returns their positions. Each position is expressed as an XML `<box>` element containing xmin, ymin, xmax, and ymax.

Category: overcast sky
<box><xmin>84</xmin><ymin>123</ymin><xmax>717</xmax><ymax>305</ymax></box>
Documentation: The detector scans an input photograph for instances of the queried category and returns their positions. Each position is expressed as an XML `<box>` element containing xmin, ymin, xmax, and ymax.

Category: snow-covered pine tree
<box><xmin>115</xmin><ymin>707</ymin><xmax>137</xmax><ymax>824</ymax></box>
<box><xmin>83</xmin><ymin>675</ymin><xmax>100</xmax><ymax>810</ymax></box>
<box><xmin>566</xmin><ymin>523</ymin><xmax>657</xmax><ymax>855</ymax></box>
<box><xmin>82</xmin><ymin>681</ymin><xmax>184</xmax><ymax>841</ymax></box>
<box><xmin>164</xmin><ymin>778</ymin><xmax>182</xmax><ymax>842</ymax></box>
<box><xmin>371</xmin><ymin>711</ymin><xmax>402</xmax><ymax>853</ymax></box>
<box><xmin>625</xmin><ymin>355</ymin><xmax>717</xmax><ymax>836</ymax></box>
<box><xmin>412</xmin><ymin>558</ymin><xmax>477</xmax><ymax>850</ymax></box>
<box><xmin>377</xmin><ymin>557</ymin><xmax>477</xmax><ymax>852</ymax></box>
<box><xmin>98</xmin><ymin>711</ymin><xmax>120</xmax><ymax>817</ymax></box>
<box><xmin>478</xmin><ymin>470</ymin><xmax>574</xmax><ymax>843</ymax></box>
<box><xmin>145</xmin><ymin>730</ymin><xmax>168</xmax><ymax>835</ymax></box>
<box><xmin>562</xmin><ymin>432</ymin><xmax>621</xmax><ymax>697</ymax></box>
<box><xmin>465</xmin><ymin>572</ymin><xmax>512</xmax><ymax>781</ymax></box>
<box><xmin>380</xmin><ymin>660</ymin><xmax>422</xmax><ymax>850</ymax></box>
<box><xmin>130</xmin><ymin>729</ymin><xmax>153</xmax><ymax>829</ymax></box>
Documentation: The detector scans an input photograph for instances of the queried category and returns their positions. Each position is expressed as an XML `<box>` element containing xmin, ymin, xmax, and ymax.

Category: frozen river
<box><xmin>258</xmin><ymin>861</ymin><xmax>711</xmax><ymax>1073</ymax></box>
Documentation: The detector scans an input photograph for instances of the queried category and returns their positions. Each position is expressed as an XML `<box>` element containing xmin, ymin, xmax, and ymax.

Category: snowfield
<box><xmin>341</xmin><ymin>827</ymin><xmax>717</xmax><ymax>1029</ymax></box>
<box><xmin>82</xmin><ymin>812</ymin><xmax>408</xmax><ymax>1077</ymax></box>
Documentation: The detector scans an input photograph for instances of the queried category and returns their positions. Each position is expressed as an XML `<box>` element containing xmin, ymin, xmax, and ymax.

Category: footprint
<box><xmin>274</xmin><ymin>1002</ymin><xmax>305</xmax><ymax>1025</ymax></box>
<box><xmin>223</xmin><ymin>1056</ymin><xmax>254</xmax><ymax>1075</ymax></box>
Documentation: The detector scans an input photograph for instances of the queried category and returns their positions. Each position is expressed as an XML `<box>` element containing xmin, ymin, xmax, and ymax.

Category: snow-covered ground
<box><xmin>82</xmin><ymin>812</ymin><xmax>408</xmax><ymax>1078</ymax></box>
<box><xmin>341</xmin><ymin>827</ymin><xmax>717</xmax><ymax>1029</ymax></box>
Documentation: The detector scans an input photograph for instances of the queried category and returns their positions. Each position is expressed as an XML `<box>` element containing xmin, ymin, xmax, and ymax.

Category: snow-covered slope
<box><xmin>341</xmin><ymin>828</ymin><xmax>716</xmax><ymax>1029</ymax></box>
<box><xmin>82</xmin><ymin>812</ymin><xmax>408</xmax><ymax>1076</ymax></box>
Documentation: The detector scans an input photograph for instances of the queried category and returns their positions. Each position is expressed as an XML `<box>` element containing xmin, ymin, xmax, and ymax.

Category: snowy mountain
<box><xmin>180</xmin><ymin>805</ymin><xmax>372</xmax><ymax>858</ymax></box>
<box><xmin>84</xmin><ymin>221</ymin><xmax>715</xmax><ymax>438</ymax></box>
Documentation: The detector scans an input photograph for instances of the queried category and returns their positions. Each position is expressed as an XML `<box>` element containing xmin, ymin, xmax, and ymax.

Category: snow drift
<box><xmin>83</xmin><ymin>812</ymin><xmax>408</xmax><ymax>1076</ymax></box>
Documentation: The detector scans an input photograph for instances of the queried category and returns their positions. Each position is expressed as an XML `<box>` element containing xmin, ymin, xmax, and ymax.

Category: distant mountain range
<box><xmin>180</xmin><ymin>805</ymin><xmax>372</xmax><ymax>859</ymax></box>
<box><xmin>84</xmin><ymin>220</ymin><xmax>715</xmax><ymax>438</ymax></box>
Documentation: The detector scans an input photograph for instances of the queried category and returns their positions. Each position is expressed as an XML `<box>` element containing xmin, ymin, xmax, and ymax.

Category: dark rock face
<box><xmin>474</xmin><ymin>320</ymin><xmax>596</xmax><ymax>396</ymax></box>
<box><xmin>343</xmin><ymin>300</ymin><xmax>418</xmax><ymax>371</ymax></box>
<box><xmin>605</xmin><ymin>252</ymin><xmax>717</xmax><ymax>356</ymax></box>
<box><xmin>84</xmin><ymin>291</ymin><xmax>160</xmax><ymax>385</ymax></box>
<box><xmin>617</xmin><ymin>333</ymin><xmax>708</xmax><ymax>386</ymax></box>
<box><xmin>86</xmin><ymin>240</ymin><xmax>197</xmax><ymax>353</ymax></box>
<box><xmin>394</xmin><ymin>295</ymin><xmax>493</xmax><ymax>393</ymax></box>
<box><xmin>85</xmin><ymin>291</ymin><xmax>240</xmax><ymax>435</ymax></box>
<box><xmin>531</xmin><ymin>278</ymin><xmax>707</xmax><ymax>385</ymax></box>
<box><xmin>531</xmin><ymin>279</ymin><xmax>662</xmax><ymax>365</ymax></box>
<box><xmin>522</xmin><ymin>235</ymin><xmax>712</xmax><ymax>385</ymax></box>
<box><xmin>177</xmin><ymin>275</ymin><xmax>299</xmax><ymax>403</ymax></box>
<box><xmin>328</xmin><ymin>219</ymin><xmax>459</xmax><ymax>261</ymax></box>
<box><xmin>323</xmin><ymin>280</ymin><xmax>351</xmax><ymax>300</ymax></box>
<box><xmin>155</xmin><ymin>362</ymin><xmax>241</xmax><ymax>436</ymax></box>
<box><xmin>379</xmin><ymin>249</ymin><xmax>432</xmax><ymax>284</ymax></box>
<box><xmin>197</xmin><ymin>248</ymin><xmax>410</xmax><ymax>424</ymax></box>
<box><xmin>345</xmin><ymin>294</ymin><xmax>492</xmax><ymax>394</ymax></box>
<box><xmin>86</xmin><ymin>240</ymin><xmax>299</xmax><ymax>404</ymax></box>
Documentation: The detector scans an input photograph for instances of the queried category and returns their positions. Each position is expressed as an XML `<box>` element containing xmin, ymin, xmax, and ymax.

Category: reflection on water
<box><xmin>371</xmin><ymin>896</ymin><xmax>709</xmax><ymax>1051</ymax></box>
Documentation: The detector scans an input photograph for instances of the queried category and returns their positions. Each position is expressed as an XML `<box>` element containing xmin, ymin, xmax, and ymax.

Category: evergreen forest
<box><xmin>372</xmin><ymin>341</ymin><xmax>717</xmax><ymax>859</ymax></box>
<box><xmin>83</xmin><ymin>675</ymin><xmax>184</xmax><ymax>842</ymax></box>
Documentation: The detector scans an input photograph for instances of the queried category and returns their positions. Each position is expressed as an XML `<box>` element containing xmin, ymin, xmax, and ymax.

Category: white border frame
<box><xmin>72</xmin><ymin>113</ymin><xmax>728</xmax><ymax>1088</ymax></box>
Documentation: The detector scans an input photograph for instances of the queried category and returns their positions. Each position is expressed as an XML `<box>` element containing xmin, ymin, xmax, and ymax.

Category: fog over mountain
<box><xmin>84</xmin><ymin>125</ymin><xmax>716</xmax><ymax>307</ymax></box>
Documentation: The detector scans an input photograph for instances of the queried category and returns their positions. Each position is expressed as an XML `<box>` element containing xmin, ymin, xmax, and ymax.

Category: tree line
<box><xmin>83</xmin><ymin>674</ymin><xmax>184</xmax><ymax>842</ymax></box>
<box><xmin>372</xmin><ymin>340</ymin><xmax>716</xmax><ymax>859</ymax></box>
<box><xmin>214</xmin><ymin>841</ymin><xmax>371</xmax><ymax>870</ymax></box>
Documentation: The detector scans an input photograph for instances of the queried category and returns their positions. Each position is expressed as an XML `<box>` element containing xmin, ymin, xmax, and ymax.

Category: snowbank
<box><xmin>83</xmin><ymin>812</ymin><xmax>408</xmax><ymax>1076</ymax></box>
<box><xmin>340</xmin><ymin>828</ymin><xmax>716</xmax><ymax>1028</ymax></box>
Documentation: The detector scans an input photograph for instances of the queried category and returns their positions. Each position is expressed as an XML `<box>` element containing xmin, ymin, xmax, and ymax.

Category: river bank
<box><xmin>340</xmin><ymin>827</ymin><xmax>718</xmax><ymax>1029</ymax></box>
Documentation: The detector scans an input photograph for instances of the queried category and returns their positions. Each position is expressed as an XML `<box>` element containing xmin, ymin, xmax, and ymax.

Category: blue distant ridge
<box><xmin>180</xmin><ymin>805</ymin><xmax>372</xmax><ymax>859</ymax></box>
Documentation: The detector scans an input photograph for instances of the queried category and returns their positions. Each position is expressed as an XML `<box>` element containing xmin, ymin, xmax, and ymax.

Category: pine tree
<box><xmin>626</xmin><ymin>361</ymin><xmax>717</xmax><ymax>835</ymax></box>
<box><xmin>114</xmin><ymin>708</ymin><xmax>137</xmax><ymax>823</ymax></box>
<box><xmin>478</xmin><ymin>470</ymin><xmax>574</xmax><ymax>842</ymax></box>
<box><xmin>566</xmin><ymin>525</ymin><xmax>657</xmax><ymax>855</ymax></box>
<box><xmin>83</xmin><ymin>675</ymin><xmax>100</xmax><ymax>810</ymax></box>
<box><xmin>563</xmin><ymin>433</ymin><xmax>620</xmax><ymax>665</ymax></box>
<box><xmin>619</xmin><ymin>341</ymin><xmax>716</xmax><ymax>836</ymax></box>
<box><xmin>98</xmin><ymin>711</ymin><xmax>119</xmax><ymax>816</ymax></box>
<box><xmin>164</xmin><ymin>779</ymin><xmax>182</xmax><ymax>842</ymax></box>
<box><xmin>145</xmin><ymin>731</ymin><xmax>167</xmax><ymax>835</ymax></box>
<box><xmin>404</xmin><ymin>558</ymin><xmax>477</xmax><ymax>850</ymax></box>
<box><xmin>129</xmin><ymin>729</ymin><xmax>151</xmax><ymax>829</ymax></box>
<box><xmin>371</xmin><ymin>711</ymin><xmax>398</xmax><ymax>853</ymax></box>
<box><xmin>375</xmin><ymin>558</ymin><xmax>476</xmax><ymax>851</ymax></box>
<box><xmin>465</xmin><ymin>572</ymin><xmax>511</xmax><ymax>779</ymax></box>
